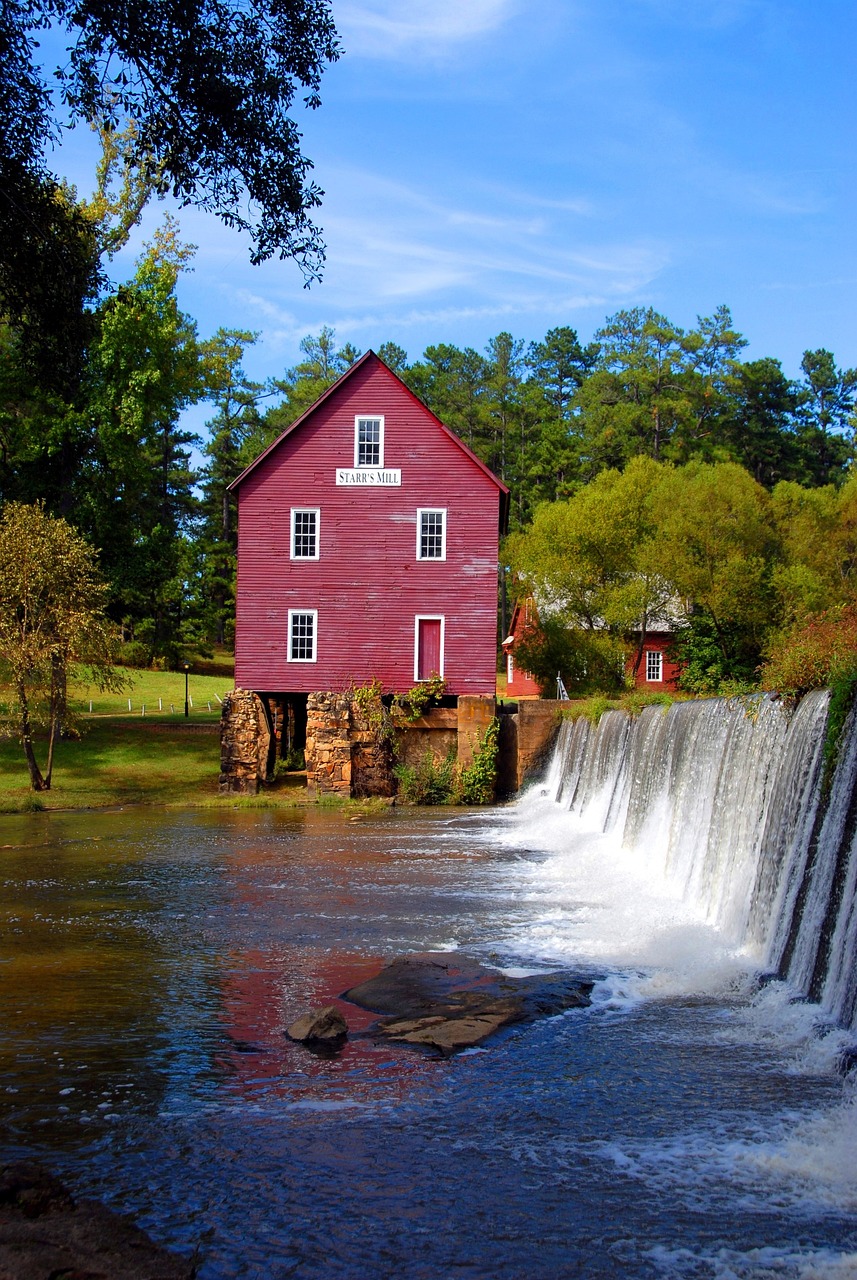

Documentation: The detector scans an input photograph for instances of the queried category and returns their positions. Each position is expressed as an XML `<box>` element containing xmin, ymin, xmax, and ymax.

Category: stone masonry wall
<box><xmin>219</xmin><ymin>689</ymin><xmax>272</xmax><ymax>794</ymax></box>
<box><xmin>305</xmin><ymin>693</ymin><xmax>352</xmax><ymax>798</ymax></box>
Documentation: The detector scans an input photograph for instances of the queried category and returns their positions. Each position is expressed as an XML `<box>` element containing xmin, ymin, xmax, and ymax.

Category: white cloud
<box><xmin>209</xmin><ymin>160</ymin><xmax>670</xmax><ymax>364</ymax></box>
<box><xmin>336</xmin><ymin>0</ymin><xmax>519</xmax><ymax>58</ymax></box>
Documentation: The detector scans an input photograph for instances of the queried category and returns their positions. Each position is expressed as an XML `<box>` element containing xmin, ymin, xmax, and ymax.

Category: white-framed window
<box><xmin>416</xmin><ymin>508</ymin><xmax>446</xmax><ymax>561</ymax></box>
<box><xmin>507</xmin><ymin>652</ymin><xmax>514</xmax><ymax>683</ymax></box>
<box><xmin>414</xmin><ymin>615</ymin><xmax>445</xmax><ymax>682</ymax></box>
<box><xmin>290</xmin><ymin>508</ymin><xmax>320</xmax><ymax>560</ymax></box>
<box><xmin>646</xmin><ymin>649</ymin><xmax>663</xmax><ymax>682</ymax></box>
<box><xmin>354</xmin><ymin>415</ymin><xmax>384</xmax><ymax>467</ymax></box>
<box><xmin>288</xmin><ymin>610</ymin><xmax>317</xmax><ymax>662</ymax></box>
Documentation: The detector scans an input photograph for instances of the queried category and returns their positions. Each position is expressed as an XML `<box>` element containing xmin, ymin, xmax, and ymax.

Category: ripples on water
<box><xmin>1</xmin><ymin>802</ymin><xmax>856</xmax><ymax>1279</ymax></box>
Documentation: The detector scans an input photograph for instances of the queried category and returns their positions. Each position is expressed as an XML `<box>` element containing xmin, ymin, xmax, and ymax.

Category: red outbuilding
<box><xmin>229</xmin><ymin>351</ymin><xmax>509</xmax><ymax>709</ymax></box>
<box><xmin>502</xmin><ymin>596</ymin><xmax>683</xmax><ymax>696</ymax></box>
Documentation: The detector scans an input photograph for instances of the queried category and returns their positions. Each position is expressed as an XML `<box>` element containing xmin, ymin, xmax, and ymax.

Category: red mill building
<box><xmin>217</xmin><ymin>350</ymin><xmax>548</xmax><ymax>798</ymax></box>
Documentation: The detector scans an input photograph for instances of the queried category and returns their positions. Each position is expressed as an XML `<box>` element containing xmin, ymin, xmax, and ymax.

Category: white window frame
<box><xmin>354</xmin><ymin>415</ymin><xmax>385</xmax><ymax>468</ymax></box>
<box><xmin>416</xmin><ymin>508</ymin><xmax>447</xmax><ymax>561</ymax></box>
<box><xmin>507</xmin><ymin>652</ymin><xmax>514</xmax><ymax>683</ymax></box>
<box><xmin>290</xmin><ymin>508</ymin><xmax>320</xmax><ymax>560</ymax></box>
<box><xmin>645</xmin><ymin>649</ymin><xmax>663</xmax><ymax>682</ymax></box>
<box><xmin>414</xmin><ymin>615</ymin><xmax>445</xmax><ymax>682</ymax></box>
<box><xmin>288</xmin><ymin>609</ymin><xmax>318</xmax><ymax>663</ymax></box>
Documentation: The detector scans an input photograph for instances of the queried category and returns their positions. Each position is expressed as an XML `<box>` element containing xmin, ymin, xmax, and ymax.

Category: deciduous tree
<box><xmin>0</xmin><ymin>502</ymin><xmax>123</xmax><ymax>790</ymax></box>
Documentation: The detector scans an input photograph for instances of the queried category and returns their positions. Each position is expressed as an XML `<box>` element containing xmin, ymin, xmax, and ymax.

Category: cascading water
<box><xmin>542</xmin><ymin>689</ymin><xmax>857</xmax><ymax>1032</ymax></box>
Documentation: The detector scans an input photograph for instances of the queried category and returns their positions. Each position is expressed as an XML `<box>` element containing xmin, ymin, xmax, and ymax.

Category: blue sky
<box><xmin>47</xmin><ymin>0</ymin><xmax>856</xmax><ymax>405</ymax></box>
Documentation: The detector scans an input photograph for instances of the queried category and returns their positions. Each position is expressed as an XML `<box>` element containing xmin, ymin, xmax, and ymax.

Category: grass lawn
<box><xmin>0</xmin><ymin>669</ymin><xmax>246</xmax><ymax>812</ymax></box>
<box><xmin>0</xmin><ymin>719</ymin><xmax>226</xmax><ymax>811</ymax></box>
<box><xmin>69</xmin><ymin>667</ymin><xmax>235</xmax><ymax>720</ymax></box>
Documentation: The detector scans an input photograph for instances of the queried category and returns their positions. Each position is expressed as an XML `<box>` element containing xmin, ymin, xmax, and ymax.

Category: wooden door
<box><xmin>416</xmin><ymin>617</ymin><xmax>443</xmax><ymax>681</ymax></box>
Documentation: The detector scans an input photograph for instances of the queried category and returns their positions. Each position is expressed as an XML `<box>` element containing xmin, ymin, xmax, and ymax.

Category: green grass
<box><xmin>68</xmin><ymin>668</ymin><xmax>235</xmax><ymax>720</ymax></box>
<box><xmin>0</xmin><ymin>719</ymin><xmax>228</xmax><ymax>811</ymax></box>
<box><xmin>0</xmin><ymin>669</ymin><xmax>239</xmax><ymax>810</ymax></box>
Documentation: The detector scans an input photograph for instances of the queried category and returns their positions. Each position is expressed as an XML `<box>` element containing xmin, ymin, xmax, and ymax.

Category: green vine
<box><xmin>822</xmin><ymin>669</ymin><xmax>857</xmax><ymax>797</ymax></box>
<box><xmin>392</xmin><ymin>674</ymin><xmax>447</xmax><ymax>724</ymax></box>
<box><xmin>348</xmin><ymin>679</ymin><xmax>498</xmax><ymax>805</ymax></box>
<box><xmin>392</xmin><ymin>718</ymin><xmax>500</xmax><ymax>806</ymax></box>
<box><xmin>349</xmin><ymin>678</ymin><xmax>395</xmax><ymax>744</ymax></box>
<box><xmin>453</xmin><ymin>717</ymin><xmax>499</xmax><ymax>805</ymax></box>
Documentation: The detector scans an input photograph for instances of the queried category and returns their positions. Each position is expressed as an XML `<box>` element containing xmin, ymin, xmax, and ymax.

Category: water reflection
<box><xmin>1</xmin><ymin>806</ymin><xmax>857</xmax><ymax>1279</ymax></box>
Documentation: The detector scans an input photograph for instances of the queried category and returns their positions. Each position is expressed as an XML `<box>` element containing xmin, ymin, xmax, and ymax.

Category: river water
<box><xmin>2</xmin><ymin>798</ymin><xmax>857</xmax><ymax>1279</ymax></box>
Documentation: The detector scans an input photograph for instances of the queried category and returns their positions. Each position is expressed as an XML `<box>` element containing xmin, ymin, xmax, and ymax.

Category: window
<box><xmin>288</xmin><ymin>610</ymin><xmax>317</xmax><ymax>662</ymax></box>
<box><xmin>646</xmin><ymin>649</ymin><xmax>663</xmax><ymax>682</ymax></box>
<box><xmin>355</xmin><ymin>415</ymin><xmax>384</xmax><ymax>467</ymax></box>
<box><xmin>507</xmin><ymin>653</ymin><xmax>514</xmax><ymax>683</ymax></box>
<box><xmin>291</xmin><ymin>508</ymin><xmax>319</xmax><ymax>560</ymax></box>
<box><xmin>417</xmin><ymin>508</ymin><xmax>446</xmax><ymax>560</ymax></box>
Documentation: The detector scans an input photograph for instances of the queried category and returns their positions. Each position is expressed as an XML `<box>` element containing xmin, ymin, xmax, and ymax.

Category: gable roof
<box><xmin>227</xmin><ymin>350</ymin><xmax>510</xmax><ymax>530</ymax></box>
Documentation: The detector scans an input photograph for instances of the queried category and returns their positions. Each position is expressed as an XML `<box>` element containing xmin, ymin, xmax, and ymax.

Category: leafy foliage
<box><xmin>2</xmin><ymin>0</ymin><xmax>340</xmax><ymax>274</ymax></box>
<box><xmin>760</xmin><ymin>604</ymin><xmax>857</xmax><ymax>694</ymax></box>
<box><xmin>0</xmin><ymin>502</ymin><xmax>125</xmax><ymax>789</ymax></box>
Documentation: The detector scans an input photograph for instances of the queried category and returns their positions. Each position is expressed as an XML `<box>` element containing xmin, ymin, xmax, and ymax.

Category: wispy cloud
<box><xmin>337</xmin><ymin>0</ymin><xmax>520</xmax><ymax>58</ymax></box>
<box><xmin>209</xmin><ymin>164</ymin><xmax>669</xmax><ymax>361</ymax></box>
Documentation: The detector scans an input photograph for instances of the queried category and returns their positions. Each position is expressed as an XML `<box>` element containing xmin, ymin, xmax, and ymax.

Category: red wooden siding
<box><xmin>625</xmin><ymin>633</ymin><xmax>682</xmax><ymax>691</ymax></box>
<box><xmin>233</xmin><ymin>355</ymin><xmax>506</xmax><ymax>697</ymax></box>
<box><xmin>503</xmin><ymin>598</ymin><xmax>683</xmax><ymax>695</ymax></box>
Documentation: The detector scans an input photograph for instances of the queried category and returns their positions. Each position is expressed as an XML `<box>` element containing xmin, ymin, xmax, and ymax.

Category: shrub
<box><xmin>760</xmin><ymin>603</ymin><xmax>857</xmax><ymax>694</ymax></box>
<box><xmin>394</xmin><ymin>749</ymin><xmax>456</xmax><ymax>805</ymax></box>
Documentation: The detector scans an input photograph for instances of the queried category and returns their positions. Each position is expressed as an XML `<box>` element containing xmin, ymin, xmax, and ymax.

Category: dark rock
<box><xmin>0</xmin><ymin>1162</ymin><xmax>196</xmax><ymax>1279</ymax></box>
<box><xmin>343</xmin><ymin>952</ymin><xmax>593</xmax><ymax>1055</ymax></box>
<box><xmin>286</xmin><ymin>1005</ymin><xmax>349</xmax><ymax>1044</ymax></box>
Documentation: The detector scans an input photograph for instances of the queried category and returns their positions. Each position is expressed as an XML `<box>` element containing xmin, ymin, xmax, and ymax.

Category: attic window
<box><xmin>355</xmin><ymin>416</ymin><xmax>384</xmax><ymax>467</ymax></box>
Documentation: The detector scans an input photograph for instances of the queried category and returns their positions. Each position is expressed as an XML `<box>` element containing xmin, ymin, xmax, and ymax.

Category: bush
<box><xmin>761</xmin><ymin>603</ymin><xmax>857</xmax><ymax>693</ymax></box>
<box><xmin>394</xmin><ymin>749</ymin><xmax>456</xmax><ymax>804</ymax></box>
<box><xmin>453</xmin><ymin>718</ymin><xmax>499</xmax><ymax>804</ymax></box>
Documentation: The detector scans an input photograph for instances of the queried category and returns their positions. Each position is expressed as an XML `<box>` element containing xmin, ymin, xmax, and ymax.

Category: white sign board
<box><xmin>335</xmin><ymin>468</ymin><xmax>402</xmax><ymax>486</ymax></box>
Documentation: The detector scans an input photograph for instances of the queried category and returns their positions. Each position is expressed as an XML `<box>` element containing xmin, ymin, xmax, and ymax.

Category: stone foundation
<box><xmin>221</xmin><ymin>689</ymin><xmax>512</xmax><ymax>800</ymax></box>
<box><xmin>499</xmin><ymin>699</ymin><xmax>563</xmax><ymax>793</ymax></box>
<box><xmin>305</xmin><ymin>692</ymin><xmax>352</xmax><ymax>797</ymax></box>
<box><xmin>219</xmin><ymin>689</ymin><xmax>272</xmax><ymax>794</ymax></box>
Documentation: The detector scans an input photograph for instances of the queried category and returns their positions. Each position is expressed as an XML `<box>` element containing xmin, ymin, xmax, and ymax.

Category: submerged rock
<box><xmin>286</xmin><ymin>1005</ymin><xmax>349</xmax><ymax>1044</ymax></box>
<box><xmin>0</xmin><ymin>1161</ymin><xmax>196</xmax><ymax>1279</ymax></box>
<box><xmin>343</xmin><ymin>953</ymin><xmax>593</xmax><ymax>1056</ymax></box>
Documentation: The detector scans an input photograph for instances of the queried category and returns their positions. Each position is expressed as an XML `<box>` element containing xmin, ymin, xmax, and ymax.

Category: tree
<box><xmin>0</xmin><ymin>502</ymin><xmax>123</xmax><ymax>790</ymax></box>
<box><xmin>722</xmin><ymin>358</ymin><xmax>801</xmax><ymax>487</ymax></box>
<box><xmin>1</xmin><ymin>0</ymin><xmax>339</xmax><ymax>280</ymax></box>
<box><xmin>573</xmin><ymin>308</ymin><xmax>691</xmax><ymax>471</ymax></box>
<box><xmin>79</xmin><ymin>220</ymin><xmax>211</xmax><ymax>660</ymax></box>
<box><xmin>653</xmin><ymin>462</ymin><xmax>777</xmax><ymax>690</ymax></box>
<box><xmin>262</xmin><ymin>327</ymin><xmax>361</xmax><ymax>438</ymax></box>
<box><xmin>524</xmin><ymin>326</ymin><xmax>597</xmax><ymax>507</ymax></box>
<box><xmin>404</xmin><ymin>343</ymin><xmax>489</xmax><ymax>454</ymax></box>
<box><xmin>793</xmin><ymin>349</ymin><xmax>857</xmax><ymax>486</ymax></box>
<box><xmin>505</xmin><ymin>456</ymin><xmax>675</xmax><ymax>687</ymax></box>
<box><xmin>197</xmin><ymin>329</ymin><xmax>268</xmax><ymax>645</ymax></box>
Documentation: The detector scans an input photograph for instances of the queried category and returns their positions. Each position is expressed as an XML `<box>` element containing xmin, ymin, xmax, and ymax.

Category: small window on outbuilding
<box><xmin>355</xmin><ymin>416</ymin><xmax>384</xmax><ymax>467</ymax></box>
<box><xmin>646</xmin><ymin>649</ymin><xmax>663</xmax><ymax>682</ymax></box>
<box><xmin>288</xmin><ymin>610</ymin><xmax>317</xmax><ymax>662</ymax></box>
<box><xmin>417</xmin><ymin>509</ymin><xmax>446</xmax><ymax>560</ymax></box>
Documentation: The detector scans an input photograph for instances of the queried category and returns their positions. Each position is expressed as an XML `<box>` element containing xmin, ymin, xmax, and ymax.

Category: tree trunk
<box><xmin>18</xmin><ymin>686</ymin><xmax>48</xmax><ymax>791</ymax></box>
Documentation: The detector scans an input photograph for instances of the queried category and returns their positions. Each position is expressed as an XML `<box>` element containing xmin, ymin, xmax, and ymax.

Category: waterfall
<box><xmin>545</xmin><ymin>690</ymin><xmax>857</xmax><ymax>1031</ymax></box>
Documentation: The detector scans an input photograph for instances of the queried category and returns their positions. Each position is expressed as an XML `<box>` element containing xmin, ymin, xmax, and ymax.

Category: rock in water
<box><xmin>286</xmin><ymin>1005</ymin><xmax>349</xmax><ymax>1043</ymax></box>
<box><xmin>0</xmin><ymin>1161</ymin><xmax>196</xmax><ymax>1279</ymax></box>
<box><xmin>343</xmin><ymin>952</ymin><xmax>593</xmax><ymax>1055</ymax></box>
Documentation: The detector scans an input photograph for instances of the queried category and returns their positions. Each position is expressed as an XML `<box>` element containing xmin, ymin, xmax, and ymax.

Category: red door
<box><xmin>417</xmin><ymin>618</ymin><xmax>442</xmax><ymax>680</ymax></box>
